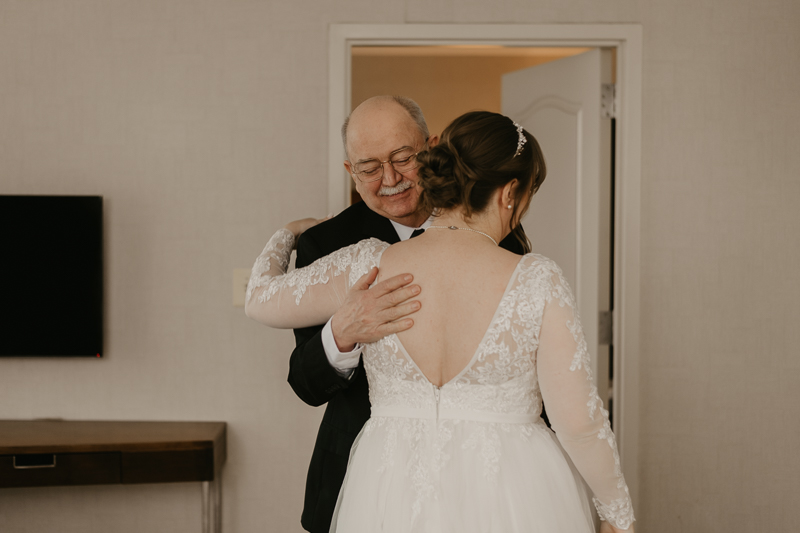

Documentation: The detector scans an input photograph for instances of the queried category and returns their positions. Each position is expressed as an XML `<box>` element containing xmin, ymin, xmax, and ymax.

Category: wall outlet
<box><xmin>233</xmin><ymin>268</ymin><xmax>251</xmax><ymax>307</ymax></box>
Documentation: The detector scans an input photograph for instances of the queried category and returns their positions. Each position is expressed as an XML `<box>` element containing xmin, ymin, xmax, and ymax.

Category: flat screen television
<box><xmin>0</xmin><ymin>195</ymin><xmax>103</xmax><ymax>357</ymax></box>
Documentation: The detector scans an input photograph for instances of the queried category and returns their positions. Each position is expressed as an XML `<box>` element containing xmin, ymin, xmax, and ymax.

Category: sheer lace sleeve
<box><xmin>534</xmin><ymin>259</ymin><xmax>635</xmax><ymax>530</ymax></box>
<box><xmin>244</xmin><ymin>228</ymin><xmax>389</xmax><ymax>329</ymax></box>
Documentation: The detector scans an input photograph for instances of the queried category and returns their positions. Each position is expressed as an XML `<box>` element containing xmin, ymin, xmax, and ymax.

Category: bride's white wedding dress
<box><xmin>246</xmin><ymin>229</ymin><xmax>635</xmax><ymax>532</ymax></box>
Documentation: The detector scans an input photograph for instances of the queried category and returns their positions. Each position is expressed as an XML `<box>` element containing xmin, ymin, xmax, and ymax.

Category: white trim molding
<box><xmin>328</xmin><ymin>23</ymin><xmax>642</xmax><ymax>510</ymax></box>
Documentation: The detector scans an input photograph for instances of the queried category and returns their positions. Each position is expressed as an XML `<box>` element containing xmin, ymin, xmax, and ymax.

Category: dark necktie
<box><xmin>410</xmin><ymin>228</ymin><xmax>425</xmax><ymax>239</ymax></box>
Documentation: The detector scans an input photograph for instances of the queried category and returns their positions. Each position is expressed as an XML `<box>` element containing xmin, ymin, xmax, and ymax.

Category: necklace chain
<box><xmin>427</xmin><ymin>225</ymin><xmax>499</xmax><ymax>246</ymax></box>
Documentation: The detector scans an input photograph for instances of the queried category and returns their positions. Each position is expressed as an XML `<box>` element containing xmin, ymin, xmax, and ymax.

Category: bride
<box><xmin>246</xmin><ymin>111</ymin><xmax>635</xmax><ymax>532</ymax></box>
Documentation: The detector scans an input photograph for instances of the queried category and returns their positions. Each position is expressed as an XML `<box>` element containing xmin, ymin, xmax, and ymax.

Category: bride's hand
<box><xmin>283</xmin><ymin>215</ymin><xmax>331</xmax><ymax>242</ymax></box>
<box><xmin>600</xmin><ymin>521</ymin><xmax>634</xmax><ymax>533</ymax></box>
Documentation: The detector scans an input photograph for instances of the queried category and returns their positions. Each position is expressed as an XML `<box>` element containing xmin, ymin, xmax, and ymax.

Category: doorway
<box><xmin>351</xmin><ymin>45</ymin><xmax>615</xmax><ymax>427</ymax></box>
<box><xmin>349</xmin><ymin>45</ymin><xmax>588</xmax><ymax>196</ymax></box>
<box><xmin>328</xmin><ymin>23</ymin><xmax>643</xmax><ymax>504</ymax></box>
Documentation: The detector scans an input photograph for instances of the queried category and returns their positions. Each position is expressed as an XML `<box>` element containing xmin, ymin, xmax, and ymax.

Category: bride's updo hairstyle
<box><xmin>416</xmin><ymin>111</ymin><xmax>546</xmax><ymax>253</ymax></box>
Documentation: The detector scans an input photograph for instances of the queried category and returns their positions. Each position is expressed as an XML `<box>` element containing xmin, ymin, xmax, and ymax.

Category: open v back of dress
<box><xmin>390</xmin><ymin>257</ymin><xmax>524</xmax><ymax>388</ymax></box>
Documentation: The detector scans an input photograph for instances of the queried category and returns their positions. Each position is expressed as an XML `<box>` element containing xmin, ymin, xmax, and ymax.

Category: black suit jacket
<box><xmin>288</xmin><ymin>201</ymin><xmax>525</xmax><ymax>533</ymax></box>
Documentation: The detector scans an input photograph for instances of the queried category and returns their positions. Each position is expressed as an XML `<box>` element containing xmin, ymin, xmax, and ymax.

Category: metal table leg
<box><xmin>213</xmin><ymin>472</ymin><xmax>222</xmax><ymax>533</ymax></box>
<box><xmin>201</xmin><ymin>469</ymin><xmax>223</xmax><ymax>533</ymax></box>
<box><xmin>202</xmin><ymin>481</ymin><xmax>210</xmax><ymax>533</ymax></box>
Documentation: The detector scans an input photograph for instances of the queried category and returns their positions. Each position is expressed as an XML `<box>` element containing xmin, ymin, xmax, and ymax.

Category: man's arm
<box><xmin>288</xmin><ymin>324</ymin><xmax>356</xmax><ymax>407</ymax></box>
<box><xmin>286</xmin><ymin>232</ymin><xmax>421</xmax><ymax>407</ymax></box>
<box><xmin>286</xmin><ymin>230</ymin><xmax>350</xmax><ymax>406</ymax></box>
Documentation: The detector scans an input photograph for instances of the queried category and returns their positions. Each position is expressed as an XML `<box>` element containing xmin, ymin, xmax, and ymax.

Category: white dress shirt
<box><xmin>321</xmin><ymin>217</ymin><xmax>433</xmax><ymax>377</ymax></box>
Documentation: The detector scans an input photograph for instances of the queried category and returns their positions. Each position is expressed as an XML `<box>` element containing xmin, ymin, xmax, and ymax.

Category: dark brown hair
<box><xmin>416</xmin><ymin>111</ymin><xmax>546</xmax><ymax>253</ymax></box>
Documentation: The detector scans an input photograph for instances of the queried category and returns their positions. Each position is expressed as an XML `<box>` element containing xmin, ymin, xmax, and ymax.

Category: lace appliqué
<box><xmin>360</xmin><ymin>256</ymin><xmax>556</xmax><ymax>518</ymax></box>
<box><xmin>365</xmin><ymin>415</ymin><xmax>454</xmax><ymax>522</ymax></box>
<box><xmin>461</xmin><ymin>423</ymin><xmax>501</xmax><ymax>488</ymax></box>
<box><xmin>594</xmin><ymin>492</ymin><xmax>635</xmax><ymax>530</ymax></box>
<box><xmin>246</xmin><ymin>228</ymin><xmax>295</xmax><ymax>303</ymax></box>
<box><xmin>246</xmin><ymin>231</ymin><xmax>387</xmax><ymax>306</ymax></box>
<box><xmin>542</xmin><ymin>259</ymin><xmax>634</xmax><ymax>529</ymax></box>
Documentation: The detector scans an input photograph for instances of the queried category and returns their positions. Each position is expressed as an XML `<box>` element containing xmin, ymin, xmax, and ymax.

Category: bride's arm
<box><xmin>600</xmin><ymin>520</ymin><xmax>636</xmax><ymax>533</ymax></box>
<box><xmin>535</xmin><ymin>263</ymin><xmax>635</xmax><ymax>531</ymax></box>
<box><xmin>245</xmin><ymin>220</ymin><xmax>384</xmax><ymax>330</ymax></box>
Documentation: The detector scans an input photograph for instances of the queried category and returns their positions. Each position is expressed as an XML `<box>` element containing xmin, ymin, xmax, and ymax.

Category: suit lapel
<box><xmin>360</xmin><ymin>204</ymin><xmax>400</xmax><ymax>244</ymax></box>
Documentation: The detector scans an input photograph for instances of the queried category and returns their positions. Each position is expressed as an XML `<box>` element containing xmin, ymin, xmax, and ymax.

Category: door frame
<box><xmin>328</xmin><ymin>23</ymin><xmax>642</xmax><ymax>507</ymax></box>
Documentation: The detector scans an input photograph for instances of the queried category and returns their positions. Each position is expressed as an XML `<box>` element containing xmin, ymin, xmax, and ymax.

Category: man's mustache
<box><xmin>378</xmin><ymin>180</ymin><xmax>413</xmax><ymax>196</ymax></box>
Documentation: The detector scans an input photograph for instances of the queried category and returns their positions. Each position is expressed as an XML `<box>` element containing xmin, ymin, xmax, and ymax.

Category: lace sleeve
<box><xmin>534</xmin><ymin>259</ymin><xmax>635</xmax><ymax>530</ymax></box>
<box><xmin>244</xmin><ymin>229</ymin><xmax>388</xmax><ymax>329</ymax></box>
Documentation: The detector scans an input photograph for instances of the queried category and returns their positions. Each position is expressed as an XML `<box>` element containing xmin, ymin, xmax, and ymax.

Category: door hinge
<box><xmin>601</xmin><ymin>84</ymin><xmax>616</xmax><ymax>119</ymax></box>
<box><xmin>598</xmin><ymin>311</ymin><xmax>613</xmax><ymax>345</ymax></box>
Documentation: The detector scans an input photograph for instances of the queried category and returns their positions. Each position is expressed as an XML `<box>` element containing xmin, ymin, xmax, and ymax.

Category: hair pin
<box><xmin>512</xmin><ymin>121</ymin><xmax>526</xmax><ymax>158</ymax></box>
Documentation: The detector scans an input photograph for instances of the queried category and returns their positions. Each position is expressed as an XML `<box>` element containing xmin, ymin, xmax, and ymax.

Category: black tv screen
<box><xmin>0</xmin><ymin>195</ymin><xmax>103</xmax><ymax>357</ymax></box>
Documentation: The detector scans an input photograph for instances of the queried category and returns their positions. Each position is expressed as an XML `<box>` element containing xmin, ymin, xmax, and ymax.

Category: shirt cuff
<box><xmin>321</xmin><ymin>318</ymin><xmax>362</xmax><ymax>378</ymax></box>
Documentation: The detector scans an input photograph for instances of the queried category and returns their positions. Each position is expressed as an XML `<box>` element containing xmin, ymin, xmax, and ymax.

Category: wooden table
<box><xmin>0</xmin><ymin>419</ymin><xmax>226</xmax><ymax>533</ymax></box>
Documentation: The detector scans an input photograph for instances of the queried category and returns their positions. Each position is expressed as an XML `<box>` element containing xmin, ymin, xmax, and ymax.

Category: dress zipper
<box><xmin>433</xmin><ymin>384</ymin><xmax>441</xmax><ymax>424</ymax></box>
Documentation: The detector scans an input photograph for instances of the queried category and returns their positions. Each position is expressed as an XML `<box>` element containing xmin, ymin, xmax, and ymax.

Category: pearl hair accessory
<box><xmin>512</xmin><ymin>121</ymin><xmax>527</xmax><ymax>158</ymax></box>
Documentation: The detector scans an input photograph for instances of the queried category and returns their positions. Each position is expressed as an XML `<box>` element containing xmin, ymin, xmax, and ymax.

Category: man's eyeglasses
<box><xmin>350</xmin><ymin>147</ymin><xmax>423</xmax><ymax>183</ymax></box>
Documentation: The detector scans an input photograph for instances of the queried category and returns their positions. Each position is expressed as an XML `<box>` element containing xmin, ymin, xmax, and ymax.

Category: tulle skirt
<box><xmin>330</xmin><ymin>415</ymin><xmax>595</xmax><ymax>533</ymax></box>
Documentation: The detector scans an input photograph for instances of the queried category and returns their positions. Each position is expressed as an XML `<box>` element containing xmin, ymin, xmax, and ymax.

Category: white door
<box><xmin>502</xmin><ymin>49</ymin><xmax>613</xmax><ymax>406</ymax></box>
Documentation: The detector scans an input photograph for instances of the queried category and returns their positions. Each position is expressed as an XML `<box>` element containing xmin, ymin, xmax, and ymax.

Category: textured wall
<box><xmin>638</xmin><ymin>0</ymin><xmax>800</xmax><ymax>530</ymax></box>
<box><xmin>0</xmin><ymin>0</ymin><xmax>798</xmax><ymax>532</ymax></box>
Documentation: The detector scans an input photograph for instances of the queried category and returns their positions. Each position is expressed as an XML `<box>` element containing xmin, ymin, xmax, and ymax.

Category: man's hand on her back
<box><xmin>330</xmin><ymin>267</ymin><xmax>421</xmax><ymax>352</ymax></box>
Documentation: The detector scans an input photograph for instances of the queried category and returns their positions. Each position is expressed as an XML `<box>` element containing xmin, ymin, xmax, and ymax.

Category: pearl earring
<box><xmin>507</xmin><ymin>205</ymin><xmax>512</xmax><ymax>209</ymax></box>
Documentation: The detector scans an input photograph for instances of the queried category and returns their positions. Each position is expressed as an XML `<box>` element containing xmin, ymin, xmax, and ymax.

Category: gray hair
<box><xmin>341</xmin><ymin>96</ymin><xmax>430</xmax><ymax>156</ymax></box>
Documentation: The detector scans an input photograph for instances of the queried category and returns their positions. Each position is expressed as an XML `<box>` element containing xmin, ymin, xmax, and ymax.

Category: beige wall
<box><xmin>0</xmin><ymin>1</ymin><xmax>798</xmax><ymax>532</ymax></box>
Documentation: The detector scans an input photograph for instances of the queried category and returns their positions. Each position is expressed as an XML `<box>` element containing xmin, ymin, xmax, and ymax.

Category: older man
<box><xmin>288</xmin><ymin>96</ymin><xmax>525</xmax><ymax>533</ymax></box>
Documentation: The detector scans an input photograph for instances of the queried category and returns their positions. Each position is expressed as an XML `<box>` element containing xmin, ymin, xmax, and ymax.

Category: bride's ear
<box><xmin>500</xmin><ymin>179</ymin><xmax>520</xmax><ymax>209</ymax></box>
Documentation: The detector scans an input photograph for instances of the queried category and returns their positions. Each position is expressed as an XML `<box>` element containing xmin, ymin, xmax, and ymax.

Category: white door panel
<box><xmin>502</xmin><ymin>49</ymin><xmax>609</xmax><ymax>397</ymax></box>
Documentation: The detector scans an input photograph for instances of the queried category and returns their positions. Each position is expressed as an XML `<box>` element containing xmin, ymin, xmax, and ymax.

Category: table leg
<box><xmin>202</xmin><ymin>481</ymin><xmax>211</xmax><ymax>533</ymax></box>
<box><xmin>201</xmin><ymin>473</ymin><xmax>222</xmax><ymax>533</ymax></box>
<box><xmin>213</xmin><ymin>470</ymin><xmax>223</xmax><ymax>533</ymax></box>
